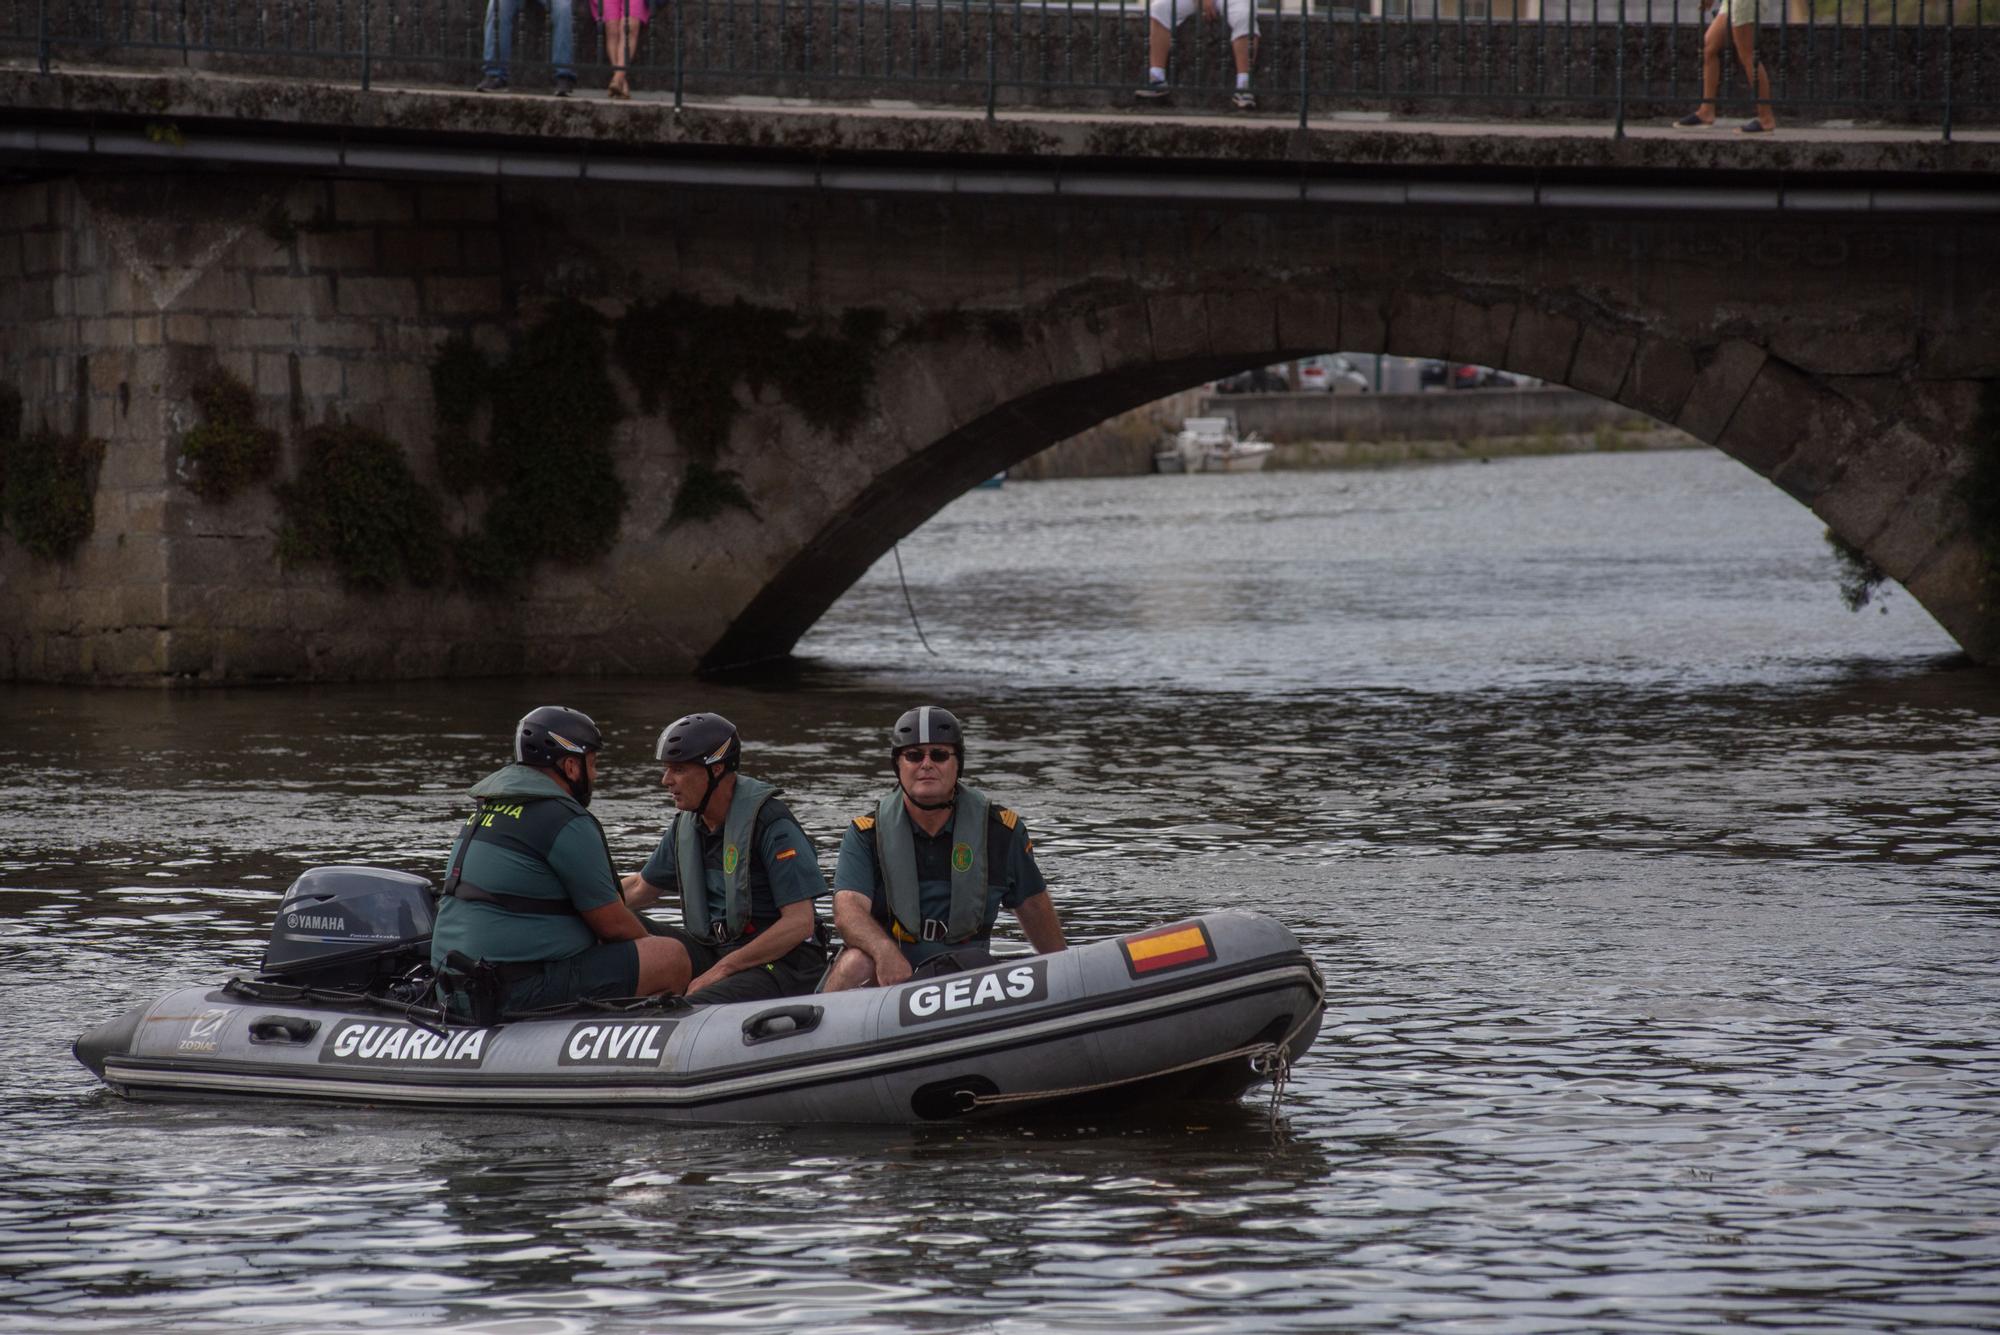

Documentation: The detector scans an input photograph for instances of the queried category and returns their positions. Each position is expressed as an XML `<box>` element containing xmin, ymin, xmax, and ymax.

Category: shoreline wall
<box><xmin>1024</xmin><ymin>387</ymin><xmax>1696</xmax><ymax>477</ymax></box>
<box><xmin>1207</xmin><ymin>385</ymin><xmax>1676</xmax><ymax>446</ymax></box>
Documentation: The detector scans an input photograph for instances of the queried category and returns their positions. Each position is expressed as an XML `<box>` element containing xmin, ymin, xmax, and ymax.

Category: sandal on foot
<box><xmin>1738</xmin><ymin>119</ymin><xmax>1775</xmax><ymax>134</ymax></box>
<box><xmin>1673</xmin><ymin>113</ymin><xmax>1711</xmax><ymax>128</ymax></box>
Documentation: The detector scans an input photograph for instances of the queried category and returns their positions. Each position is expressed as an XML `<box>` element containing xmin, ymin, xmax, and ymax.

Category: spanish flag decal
<box><xmin>775</xmin><ymin>848</ymin><xmax>797</xmax><ymax>861</ymax></box>
<box><xmin>1120</xmin><ymin>921</ymin><xmax>1216</xmax><ymax>978</ymax></box>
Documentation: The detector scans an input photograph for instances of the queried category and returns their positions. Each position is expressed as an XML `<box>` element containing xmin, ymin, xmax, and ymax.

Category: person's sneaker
<box><xmin>1231</xmin><ymin>89</ymin><xmax>1257</xmax><ymax>111</ymax></box>
<box><xmin>553</xmin><ymin>74</ymin><xmax>576</xmax><ymax>98</ymax></box>
<box><xmin>1135</xmin><ymin>77</ymin><xmax>1170</xmax><ymax>102</ymax></box>
<box><xmin>474</xmin><ymin>74</ymin><xmax>507</xmax><ymax>93</ymax></box>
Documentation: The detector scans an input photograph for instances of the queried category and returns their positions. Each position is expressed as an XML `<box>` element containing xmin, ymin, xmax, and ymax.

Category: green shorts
<box><xmin>500</xmin><ymin>939</ymin><xmax>641</xmax><ymax>1012</ymax></box>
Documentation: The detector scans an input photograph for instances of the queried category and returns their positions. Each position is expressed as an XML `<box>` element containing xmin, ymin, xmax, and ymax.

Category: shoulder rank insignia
<box><xmin>854</xmin><ymin>815</ymin><xmax>876</xmax><ymax>831</ymax></box>
<box><xmin>999</xmin><ymin>808</ymin><xmax>1019</xmax><ymax>829</ymax></box>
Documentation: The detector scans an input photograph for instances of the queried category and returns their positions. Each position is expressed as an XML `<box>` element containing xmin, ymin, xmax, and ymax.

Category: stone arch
<box><xmin>705</xmin><ymin>286</ymin><xmax>1990</xmax><ymax>671</ymax></box>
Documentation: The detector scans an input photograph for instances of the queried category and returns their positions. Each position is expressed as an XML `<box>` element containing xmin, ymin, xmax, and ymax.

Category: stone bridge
<box><xmin>2</xmin><ymin>68</ymin><xmax>1998</xmax><ymax>681</ymax></box>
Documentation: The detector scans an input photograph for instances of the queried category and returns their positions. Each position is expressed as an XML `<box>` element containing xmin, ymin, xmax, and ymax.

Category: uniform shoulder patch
<box><xmin>853</xmin><ymin>815</ymin><xmax>876</xmax><ymax>831</ymax></box>
<box><xmin>998</xmin><ymin>808</ymin><xmax>1019</xmax><ymax>830</ymax></box>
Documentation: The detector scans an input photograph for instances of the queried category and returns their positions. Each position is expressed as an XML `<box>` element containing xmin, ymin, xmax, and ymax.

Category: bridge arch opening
<box><xmin>704</xmin><ymin>299</ymin><xmax>1978</xmax><ymax>673</ymax></box>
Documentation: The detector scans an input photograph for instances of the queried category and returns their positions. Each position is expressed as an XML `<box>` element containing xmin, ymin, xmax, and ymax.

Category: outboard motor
<box><xmin>260</xmin><ymin>866</ymin><xmax>435</xmax><ymax>991</ymax></box>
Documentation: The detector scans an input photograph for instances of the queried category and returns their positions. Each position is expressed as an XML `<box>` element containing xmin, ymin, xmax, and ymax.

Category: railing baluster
<box><xmin>1614</xmin><ymin>0</ymin><xmax>1625</xmax><ymax>136</ymax></box>
<box><xmin>1945</xmin><ymin>0</ymin><xmax>1956</xmax><ymax>140</ymax></box>
<box><xmin>1299</xmin><ymin>0</ymin><xmax>1311</xmax><ymax>126</ymax></box>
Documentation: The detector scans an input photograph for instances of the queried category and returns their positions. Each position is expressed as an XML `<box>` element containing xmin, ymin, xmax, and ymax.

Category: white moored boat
<box><xmin>1155</xmin><ymin>417</ymin><xmax>1277</xmax><ymax>474</ymax></box>
<box><xmin>74</xmin><ymin>868</ymin><xmax>1326</xmax><ymax>1125</ymax></box>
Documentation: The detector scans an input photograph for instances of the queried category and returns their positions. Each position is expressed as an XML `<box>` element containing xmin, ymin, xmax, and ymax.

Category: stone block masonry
<box><xmin>0</xmin><ymin>84</ymin><xmax>1996</xmax><ymax>679</ymax></box>
<box><xmin>0</xmin><ymin>174</ymin><xmax>518</xmax><ymax>681</ymax></box>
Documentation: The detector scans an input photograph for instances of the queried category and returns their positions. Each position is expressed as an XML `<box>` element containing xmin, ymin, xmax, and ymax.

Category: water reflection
<box><xmin>3</xmin><ymin>454</ymin><xmax>1999</xmax><ymax>1330</ymax></box>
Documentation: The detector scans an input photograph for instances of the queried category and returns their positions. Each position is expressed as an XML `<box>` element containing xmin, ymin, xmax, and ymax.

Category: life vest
<box><xmin>872</xmin><ymin>784</ymin><xmax>992</xmax><ymax>946</ymax></box>
<box><xmin>441</xmin><ymin>791</ymin><xmax>600</xmax><ymax>918</ymax></box>
<box><xmin>675</xmin><ymin>776</ymin><xmax>781</xmax><ymax>943</ymax></box>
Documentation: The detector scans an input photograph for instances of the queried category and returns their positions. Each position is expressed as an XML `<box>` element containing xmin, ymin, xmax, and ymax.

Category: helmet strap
<box><xmin>696</xmin><ymin>764</ymin><xmax>727</xmax><ymax>828</ymax></box>
<box><xmin>901</xmin><ymin>779</ymin><xmax>960</xmax><ymax>813</ymax></box>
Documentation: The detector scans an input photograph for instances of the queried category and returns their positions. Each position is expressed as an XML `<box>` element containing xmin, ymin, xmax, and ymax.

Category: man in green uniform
<box><xmin>431</xmin><ymin>705</ymin><xmax>684</xmax><ymax>1017</ymax></box>
<box><xmin>620</xmin><ymin>712</ymin><xmax>831</xmax><ymax>1003</ymax></box>
<box><xmin>822</xmin><ymin>706</ymin><xmax>1067</xmax><ymax>990</ymax></box>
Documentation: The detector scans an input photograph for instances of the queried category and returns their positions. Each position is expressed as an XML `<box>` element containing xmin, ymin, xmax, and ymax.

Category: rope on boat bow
<box><xmin>892</xmin><ymin>544</ymin><xmax>940</xmax><ymax>657</ymax></box>
<box><xmin>963</xmin><ymin>963</ymin><xmax>1327</xmax><ymax>1119</ymax></box>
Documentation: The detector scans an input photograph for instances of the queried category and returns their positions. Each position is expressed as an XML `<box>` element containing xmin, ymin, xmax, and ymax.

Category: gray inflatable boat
<box><xmin>74</xmin><ymin>867</ymin><xmax>1324</xmax><ymax>1124</ymax></box>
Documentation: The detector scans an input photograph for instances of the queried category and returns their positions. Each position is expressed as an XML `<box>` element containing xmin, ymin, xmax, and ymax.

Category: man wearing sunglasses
<box><xmin>821</xmin><ymin>706</ymin><xmax>1067</xmax><ymax>991</ymax></box>
<box><xmin>620</xmin><ymin>711</ymin><xmax>831</xmax><ymax>1003</ymax></box>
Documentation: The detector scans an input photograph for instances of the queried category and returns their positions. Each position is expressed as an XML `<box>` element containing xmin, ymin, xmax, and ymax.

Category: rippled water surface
<box><xmin>4</xmin><ymin>452</ymin><xmax>1998</xmax><ymax>1332</ymax></box>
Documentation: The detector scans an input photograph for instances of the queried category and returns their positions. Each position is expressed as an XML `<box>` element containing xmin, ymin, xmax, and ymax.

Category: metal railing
<box><xmin>5</xmin><ymin>1</ymin><xmax>1995</xmax><ymax>136</ymax></box>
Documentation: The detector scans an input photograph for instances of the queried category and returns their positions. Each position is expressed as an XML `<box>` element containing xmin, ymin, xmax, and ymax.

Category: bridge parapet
<box><xmin>6</xmin><ymin>0</ymin><xmax>1994</xmax><ymax>127</ymax></box>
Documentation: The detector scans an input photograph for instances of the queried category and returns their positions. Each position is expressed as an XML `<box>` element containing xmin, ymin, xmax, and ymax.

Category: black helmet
<box><xmin>656</xmin><ymin>712</ymin><xmax>741</xmax><ymax>773</ymax></box>
<box><xmin>515</xmin><ymin>706</ymin><xmax>602</xmax><ymax>769</ymax></box>
<box><xmin>890</xmin><ymin>706</ymin><xmax>965</xmax><ymax>760</ymax></box>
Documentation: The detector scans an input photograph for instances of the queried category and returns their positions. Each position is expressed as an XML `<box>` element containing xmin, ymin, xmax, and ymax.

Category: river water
<box><xmin>3</xmin><ymin>450</ymin><xmax>1998</xmax><ymax>1332</ymax></box>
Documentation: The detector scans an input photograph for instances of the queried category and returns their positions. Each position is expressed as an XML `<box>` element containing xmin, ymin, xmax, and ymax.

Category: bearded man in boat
<box><xmin>432</xmin><ymin>706</ymin><xmax>686</xmax><ymax>1019</ymax></box>
<box><xmin>821</xmin><ymin>706</ymin><xmax>1068</xmax><ymax>991</ymax></box>
<box><xmin>620</xmin><ymin>712</ymin><xmax>832</xmax><ymax>1003</ymax></box>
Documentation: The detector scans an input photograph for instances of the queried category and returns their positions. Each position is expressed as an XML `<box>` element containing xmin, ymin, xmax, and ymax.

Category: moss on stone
<box><xmin>900</xmin><ymin>307</ymin><xmax>1024</xmax><ymax>352</ymax></box>
<box><xmin>0</xmin><ymin>384</ymin><xmax>18</xmax><ymax>510</ymax></box>
<box><xmin>261</xmin><ymin>201</ymin><xmax>332</xmax><ymax>247</ymax></box>
<box><xmin>1957</xmin><ymin>381</ymin><xmax>2000</xmax><ymax>577</ymax></box>
<box><xmin>482</xmin><ymin>301</ymin><xmax>627</xmax><ymax>567</ymax></box>
<box><xmin>779</xmin><ymin>312</ymin><xmax>885</xmax><ymax>441</ymax></box>
<box><xmin>668</xmin><ymin>460</ymin><xmax>758</xmax><ymax>529</ymax></box>
<box><xmin>1</xmin><ymin>424</ymin><xmax>106</xmax><ymax>562</ymax></box>
<box><xmin>431</xmin><ymin>332</ymin><xmax>492</xmax><ymax>431</ymax></box>
<box><xmin>1824</xmin><ymin>530</ymin><xmax>1890</xmax><ymax>613</ymax></box>
<box><xmin>276</xmin><ymin>422</ymin><xmax>448</xmax><ymax>593</ymax></box>
<box><xmin>429</xmin><ymin>332</ymin><xmax>492</xmax><ymax>497</ymax></box>
<box><xmin>262</xmin><ymin>204</ymin><xmax>299</xmax><ymax>246</ymax></box>
<box><xmin>612</xmin><ymin>295</ymin><xmax>886</xmax><ymax>462</ymax></box>
<box><xmin>417</xmin><ymin>303</ymin><xmax>629</xmax><ymax>593</ymax></box>
<box><xmin>179</xmin><ymin>368</ymin><xmax>279</xmax><ymax>502</ymax></box>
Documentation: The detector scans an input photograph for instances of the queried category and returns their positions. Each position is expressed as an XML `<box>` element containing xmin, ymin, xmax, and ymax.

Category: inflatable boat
<box><xmin>74</xmin><ymin>867</ymin><xmax>1325</xmax><ymax>1124</ymax></box>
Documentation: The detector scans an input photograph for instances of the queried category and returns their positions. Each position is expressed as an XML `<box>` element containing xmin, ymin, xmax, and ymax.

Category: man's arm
<box><xmin>1013</xmin><ymin>891</ymin><xmax>1067</xmax><ymax>954</ymax></box>
<box><xmin>686</xmin><ymin>899</ymin><xmax>816</xmax><ymax>994</ymax></box>
<box><xmin>553</xmin><ymin>818</ymin><xmax>648</xmax><ymax>942</ymax></box>
<box><xmin>624</xmin><ymin>825</ymin><xmax>679</xmax><ymax>910</ymax></box>
<box><xmin>581</xmin><ymin>899</ymin><xmax>652</xmax><ymax>943</ymax></box>
<box><xmin>833</xmin><ymin>888</ymin><xmax>912</xmax><ymax>986</ymax></box>
<box><xmin>622</xmin><ymin>872</ymin><xmax>666</xmax><ymax>910</ymax></box>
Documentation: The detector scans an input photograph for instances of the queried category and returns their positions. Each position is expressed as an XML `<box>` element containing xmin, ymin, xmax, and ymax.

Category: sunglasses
<box><xmin>897</xmin><ymin>746</ymin><xmax>957</xmax><ymax>765</ymax></box>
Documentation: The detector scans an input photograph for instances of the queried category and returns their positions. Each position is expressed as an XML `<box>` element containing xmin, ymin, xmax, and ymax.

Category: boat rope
<box><xmin>963</xmin><ymin>966</ymin><xmax>1326</xmax><ymax>1117</ymax></box>
<box><xmin>223</xmin><ymin>976</ymin><xmax>451</xmax><ymax>1036</ymax></box>
<box><xmin>892</xmin><ymin>543</ymin><xmax>939</xmax><ymax>656</ymax></box>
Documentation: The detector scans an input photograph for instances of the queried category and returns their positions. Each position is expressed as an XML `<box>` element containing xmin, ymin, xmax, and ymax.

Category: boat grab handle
<box><xmin>742</xmin><ymin>1004</ymin><xmax>823</xmax><ymax>1045</ymax></box>
<box><xmin>249</xmin><ymin>1015</ymin><xmax>322</xmax><ymax>1045</ymax></box>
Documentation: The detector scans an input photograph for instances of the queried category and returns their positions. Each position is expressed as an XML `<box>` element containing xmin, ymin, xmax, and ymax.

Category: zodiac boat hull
<box><xmin>75</xmin><ymin>911</ymin><xmax>1323</xmax><ymax>1124</ymax></box>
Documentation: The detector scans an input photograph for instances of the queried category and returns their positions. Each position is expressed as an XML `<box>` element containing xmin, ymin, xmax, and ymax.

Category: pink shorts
<box><xmin>591</xmin><ymin>0</ymin><xmax>650</xmax><ymax>22</ymax></box>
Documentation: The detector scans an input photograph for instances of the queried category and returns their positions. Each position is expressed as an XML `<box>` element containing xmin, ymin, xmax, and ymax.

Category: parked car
<box><xmin>1444</xmin><ymin>363</ymin><xmax>1530</xmax><ymax>390</ymax></box>
<box><xmin>1418</xmin><ymin>359</ymin><xmax>1451</xmax><ymax>391</ymax></box>
<box><xmin>1297</xmin><ymin>354</ymin><xmax>1370</xmax><ymax>393</ymax></box>
<box><xmin>1215</xmin><ymin>366</ymin><xmax>1288</xmax><ymax>394</ymax></box>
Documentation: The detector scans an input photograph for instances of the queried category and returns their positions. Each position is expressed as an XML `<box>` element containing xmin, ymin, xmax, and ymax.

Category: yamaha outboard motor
<box><xmin>260</xmin><ymin>866</ymin><xmax>436</xmax><ymax>990</ymax></box>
